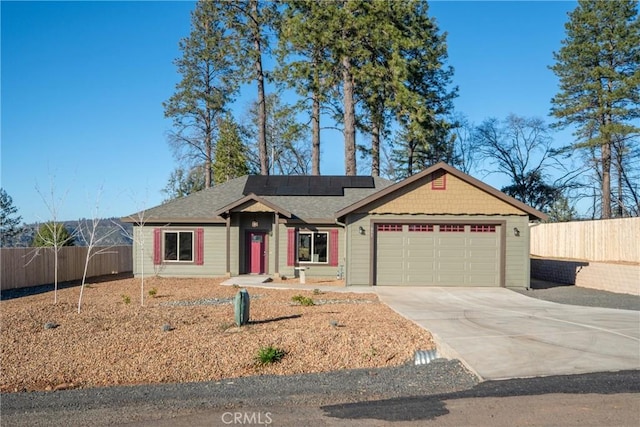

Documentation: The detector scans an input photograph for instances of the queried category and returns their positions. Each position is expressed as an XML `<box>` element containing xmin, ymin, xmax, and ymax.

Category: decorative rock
<box><xmin>161</xmin><ymin>324</ymin><xmax>174</xmax><ymax>332</ymax></box>
<box><xmin>44</xmin><ymin>322</ymin><xmax>59</xmax><ymax>330</ymax></box>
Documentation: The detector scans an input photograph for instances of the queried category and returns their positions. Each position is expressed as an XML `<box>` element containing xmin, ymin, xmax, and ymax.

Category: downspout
<box><xmin>274</xmin><ymin>212</ymin><xmax>279</xmax><ymax>278</ymax></box>
<box><xmin>225</xmin><ymin>214</ymin><xmax>231</xmax><ymax>277</ymax></box>
<box><xmin>335</xmin><ymin>218</ymin><xmax>347</xmax><ymax>282</ymax></box>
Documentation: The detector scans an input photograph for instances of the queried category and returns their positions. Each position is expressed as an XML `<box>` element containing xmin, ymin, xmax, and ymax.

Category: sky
<box><xmin>1</xmin><ymin>0</ymin><xmax>578</xmax><ymax>224</ymax></box>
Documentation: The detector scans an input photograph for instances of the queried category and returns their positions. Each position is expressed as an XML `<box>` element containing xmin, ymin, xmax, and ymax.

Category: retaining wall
<box><xmin>531</xmin><ymin>257</ymin><xmax>639</xmax><ymax>296</ymax></box>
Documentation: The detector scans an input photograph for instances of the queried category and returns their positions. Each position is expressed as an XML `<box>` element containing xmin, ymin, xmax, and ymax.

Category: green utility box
<box><xmin>234</xmin><ymin>289</ymin><xmax>250</xmax><ymax>326</ymax></box>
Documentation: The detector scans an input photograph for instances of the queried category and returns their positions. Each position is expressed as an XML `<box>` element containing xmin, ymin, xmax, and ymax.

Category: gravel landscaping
<box><xmin>513</xmin><ymin>279</ymin><xmax>640</xmax><ymax>311</ymax></box>
<box><xmin>0</xmin><ymin>276</ymin><xmax>435</xmax><ymax>393</ymax></box>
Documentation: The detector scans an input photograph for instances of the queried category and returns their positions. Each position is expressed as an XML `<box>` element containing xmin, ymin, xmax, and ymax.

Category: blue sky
<box><xmin>1</xmin><ymin>1</ymin><xmax>577</xmax><ymax>223</ymax></box>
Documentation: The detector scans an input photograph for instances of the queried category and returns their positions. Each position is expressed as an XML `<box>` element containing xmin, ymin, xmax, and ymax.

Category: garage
<box><xmin>375</xmin><ymin>222</ymin><xmax>502</xmax><ymax>286</ymax></box>
<box><xmin>335</xmin><ymin>162</ymin><xmax>546</xmax><ymax>289</ymax></box>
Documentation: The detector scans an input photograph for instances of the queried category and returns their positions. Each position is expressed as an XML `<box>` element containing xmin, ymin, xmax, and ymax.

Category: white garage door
<box><xmin>375</xmin><ymin>223</ymin><xmax>501</xmax><ymax>286</ymax></box>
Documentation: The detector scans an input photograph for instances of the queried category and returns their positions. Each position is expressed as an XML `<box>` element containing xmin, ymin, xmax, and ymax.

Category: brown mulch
<box><xmin>0</xmin><ymin>276</ymin><xmax>433</xmax><ymax>393</ymax></box>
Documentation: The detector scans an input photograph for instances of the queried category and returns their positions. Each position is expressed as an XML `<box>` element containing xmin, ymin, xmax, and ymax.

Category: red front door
<box><xmin>248</xmin><ymin>231</ymin><xmax>266</xmax><ymax>274</ymax></box>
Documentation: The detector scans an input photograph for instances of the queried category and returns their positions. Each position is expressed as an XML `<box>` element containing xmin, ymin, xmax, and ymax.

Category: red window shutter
<box><xmin>287</xmin><ymin>228</ymin><xmax>296</xmax><ymax>266</ymax></box>
<box><xmin>153</xmin><ymin>228</ymin><xmax>162</xmax><ymax>265</ymax></box>
<box><xmin>195</xmin><ymin>228</ymin><xmax>204</xmax><ymax>265</ymax></box>
<box><xmin>329</xmin><ymin>229</ymin><xmax>339</xmax><ymax>267</ymax></box>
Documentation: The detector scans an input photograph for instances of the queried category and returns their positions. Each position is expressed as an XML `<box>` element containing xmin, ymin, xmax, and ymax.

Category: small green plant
<box><xmin>364</xmin><ymin>346</ymin><xmax>378</xmax><ymax>359</ymax></box>
<box><xmin>256</xmin><ymin>346</ymin><xmax>286</xmax><ymax>365</ymax></box>
<box><xmin>313</xmin><ymin>288</ymin><xmax>321</xmax><ymax>295</ymax></box>
<box><xmin>148</xmin><ymin>288</ymin><xmax>158</xmax><ymax>298</ymax></box>
<box><xmin>232</xmin><ymin>284</ymin><xmax>240</xmax><ymax>289</ymax></box>
<box><xmin>291</xmin><ymin>294</ymin><xmax>315</xmax><ymax>306</ymax></box>
<box><xmin>121</xmin><ymin>294</ymin><xmax>131</xmax><ymax>304</ymax></box>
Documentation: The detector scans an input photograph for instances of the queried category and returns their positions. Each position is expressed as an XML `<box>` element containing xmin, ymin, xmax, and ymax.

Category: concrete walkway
<box><xmin>374</xmin><ymin>287</ymin><xmax>640</xmax><ymax>380</ymax></box>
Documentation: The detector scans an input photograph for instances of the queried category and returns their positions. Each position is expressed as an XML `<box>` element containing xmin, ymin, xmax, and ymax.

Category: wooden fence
<box><xmin>1</xmin><ymin>246</ymin><xmax>133</xmax><ymax>291</ymax></box>
<box><xmin>530</xmin><ymin>218</ymin><xmax>640</xmax><ymax>263</ymax></box>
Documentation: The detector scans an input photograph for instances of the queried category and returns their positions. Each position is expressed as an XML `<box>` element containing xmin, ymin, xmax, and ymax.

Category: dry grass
<box><xmin>1</xmin><ymin>276</ymin><xmax>433</xmax><ymax>393</ymax></box>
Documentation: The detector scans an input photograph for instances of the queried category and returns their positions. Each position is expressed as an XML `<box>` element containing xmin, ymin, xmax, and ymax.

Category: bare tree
<box><xmin>472</xmin><ymin>115</ymin><xmax>570</xmax><ymax>213</ymax></box>
<box><xmin>117</xmin><ymin>194</ymin><xmax>150</xmax><ymax>307</ymax></box>
<box><xmin>450</xmin><ymin>114</ymin><xmax>477</xmax><ymax>174</ymax></box>
<box><xmin>76</xmin><ymin>188</ymin><xmax>117</xmax><ymax>313</ymax></box>
<box><xmin>26</xmin><ymin>175</ymin><xmax>75</xmax><ymax>304</ymax></box>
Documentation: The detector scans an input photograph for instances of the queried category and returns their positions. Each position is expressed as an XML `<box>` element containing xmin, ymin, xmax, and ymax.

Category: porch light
<box><xmin>251</xmin><ymin>219</ymin><xmax>259</xmax><ymax>228</ymax></box>
<box><xmin>513</xmin><ymin>227</ymin><xmax>520</xmax><ymax>237</ymax></box>
<box><xmin>359</xmin><ymin>226</ymin><xmax>366</xmax><ymax>235</ymax></box>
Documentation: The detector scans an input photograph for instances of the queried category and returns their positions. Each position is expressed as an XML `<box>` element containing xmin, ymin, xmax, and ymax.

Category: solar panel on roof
<box><xmin>243</xmin><ymin>175</ymin><xmax>374</xmax><ymax>196</ymax></box>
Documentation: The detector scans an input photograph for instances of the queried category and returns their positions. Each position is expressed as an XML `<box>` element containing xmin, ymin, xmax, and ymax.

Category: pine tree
<box><xmin>32</xmin><ymin>222</ymin><xmax>75</xmax><ymax>247</ymax></box>
<box><xmin>0</xmin><ymin>188</ymin><xmax>23</xmax><ymax>247</ymax></box>
<box><xmin>550</xmin><ymin>0</ymin><xmax>640</xmax><ymax>219</ymax></box>
<box><xmin>211</xmin><ymin>0</ymin><xmax>278</xmax><ymax>176</ymax></box>
<box><xmin>164</xmin><ymin>0</ymin><xmax>237</xmax><ymax>189</ymax></box>
<box><xmin>162</xmin><ymin>166</ymin><xmax>205</xmax><ymax>201</ymax></box>
<box><xmin>213</xmin><ymin>114</ymin><xmax>250</xmax><ymax>184</ymax></box>
<box><xmin>357</xmin><ymin>0</ymin><xmax>456</xmax><ymax>177</ymax></box>
<box><xmin>276</xmin><ymin>1</ymin><xmax>338</xmax><ymax>175</ymax></box>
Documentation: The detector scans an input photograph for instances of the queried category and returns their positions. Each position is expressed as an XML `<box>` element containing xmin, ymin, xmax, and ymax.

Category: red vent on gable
<box><xmin>431</xmin><ymin>171</ymin><xmax>446</xmax><ymax>190</ymax></box>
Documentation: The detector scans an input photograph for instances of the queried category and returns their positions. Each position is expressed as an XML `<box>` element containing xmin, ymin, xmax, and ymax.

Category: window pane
<box><xmin>179</xmin><ymin>232</ymin><xmax>193</xmax><ymax>261</ymax></box>
<box><xmin>297</xmin><ymin>233</ymin><xmax>311</xmax><ymax>261</ymax></box>
<box><xmin>164</xmin><ymin>232</ymin><xmax>177</xmax><ymax>261</ymax></box>
<box><xmin>313</xmin><ymin>233</ymin><xmax>327</xmax><ymax>263</ymax></box>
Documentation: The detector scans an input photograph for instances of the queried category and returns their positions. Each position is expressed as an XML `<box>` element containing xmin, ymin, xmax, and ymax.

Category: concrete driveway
<box><xmin>374</xmin><ymin>287</ymin><xmax>640</xmax><ymax>380</ymax></box>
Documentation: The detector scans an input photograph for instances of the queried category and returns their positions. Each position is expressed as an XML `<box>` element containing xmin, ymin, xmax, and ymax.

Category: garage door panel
<box><xmin>437</xmin><ymin>236</ymin><xmax>466</xmax><ymax>246</ymax></box>
<box><xmin>376</xmin><ymin>223</ymin><xmax>501</xmax><ymax>286</ymax></box>
<box><xmin>438</xmin><ymin>248</ymin><xmax>466</xmax><ymax>258</ymax></box>
<box><xmin>468</xmin><ymin>250</ymin><xmax>499</xmax><ymax>260</ymax></box>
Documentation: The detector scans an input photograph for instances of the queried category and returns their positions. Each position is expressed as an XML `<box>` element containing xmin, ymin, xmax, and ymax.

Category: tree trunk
<box><xmin>601</xmin><ymin>118</ymin><xmax>612</xmax><ymax>218</ymax></box>
<box><xmin>408</xmin><ymin>143</ymin><xmax>415</xmax><ymax>177</ymax></box>
<box><xmin>252</xmin><ymin>1</ymin><xmax>268</xmax><ymax>176</ymax></box>
<box><xmin>371</xmin><ymin>117</ymin><xmax>380</xmax><ymax>177</ymax></box>
<box><xmin>342</xmin><ymin>56</ymin><xmax>356</xmax><ymax>176</ymax></box>
<box><xmin>601</xmin><ymin>141</ymin><xmax>612</xmax><ymax>219</ymax></box>
<box><xmin>312</xmin><ymin>90</ymin><xmax>321</xmax><ymax>176</ymax></box>
<box><xmin>205</xmin><ymin>134</ymin><xmax>212</xmax><ymax>189</ymax></box>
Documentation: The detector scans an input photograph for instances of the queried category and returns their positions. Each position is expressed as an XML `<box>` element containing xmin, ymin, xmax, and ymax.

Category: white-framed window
<box><xmin>164</xmin><ymin>231</ymin><xmax>194</xmax><ymax>262</ymax></box>
<box><xmin>297</xmin><ymin>231</ymin><xmax>328</xmax><ymax>263</ymax></box>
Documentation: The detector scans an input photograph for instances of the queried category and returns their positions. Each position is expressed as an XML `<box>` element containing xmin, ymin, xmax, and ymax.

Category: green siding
<box><xmin>346</xmin><ymin>214</ymin><xmax>373</xmax><ymax>285</ymax></box>
<box><xmin>504</xmin><ymin>216</ymin><xmax>530</xmax><ymax>289</ymax></box>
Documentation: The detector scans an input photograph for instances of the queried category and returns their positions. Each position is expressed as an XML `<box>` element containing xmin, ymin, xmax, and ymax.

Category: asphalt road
<box><xmin>2</xmin><ymin>366</ymin><xmax>638</xmax><ymax>426</ymax></box>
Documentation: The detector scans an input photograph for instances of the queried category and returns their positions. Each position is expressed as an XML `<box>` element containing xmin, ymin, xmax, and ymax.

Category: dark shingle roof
<box><xmin>243</xmin><ymin>175</ymin><xmax>375</xmax><ymax>196</ymax></box>
<box><xmin>123</xmin><ymin>175</ymin><xmax>394</xmax><ymax>224</ymax></box>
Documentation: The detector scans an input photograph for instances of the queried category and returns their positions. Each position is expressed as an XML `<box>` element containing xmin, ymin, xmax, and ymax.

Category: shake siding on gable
<box><xmin>368</xmin><ymin>173</ymin><xmax>523</xmax><ymax>215</ymax></box>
